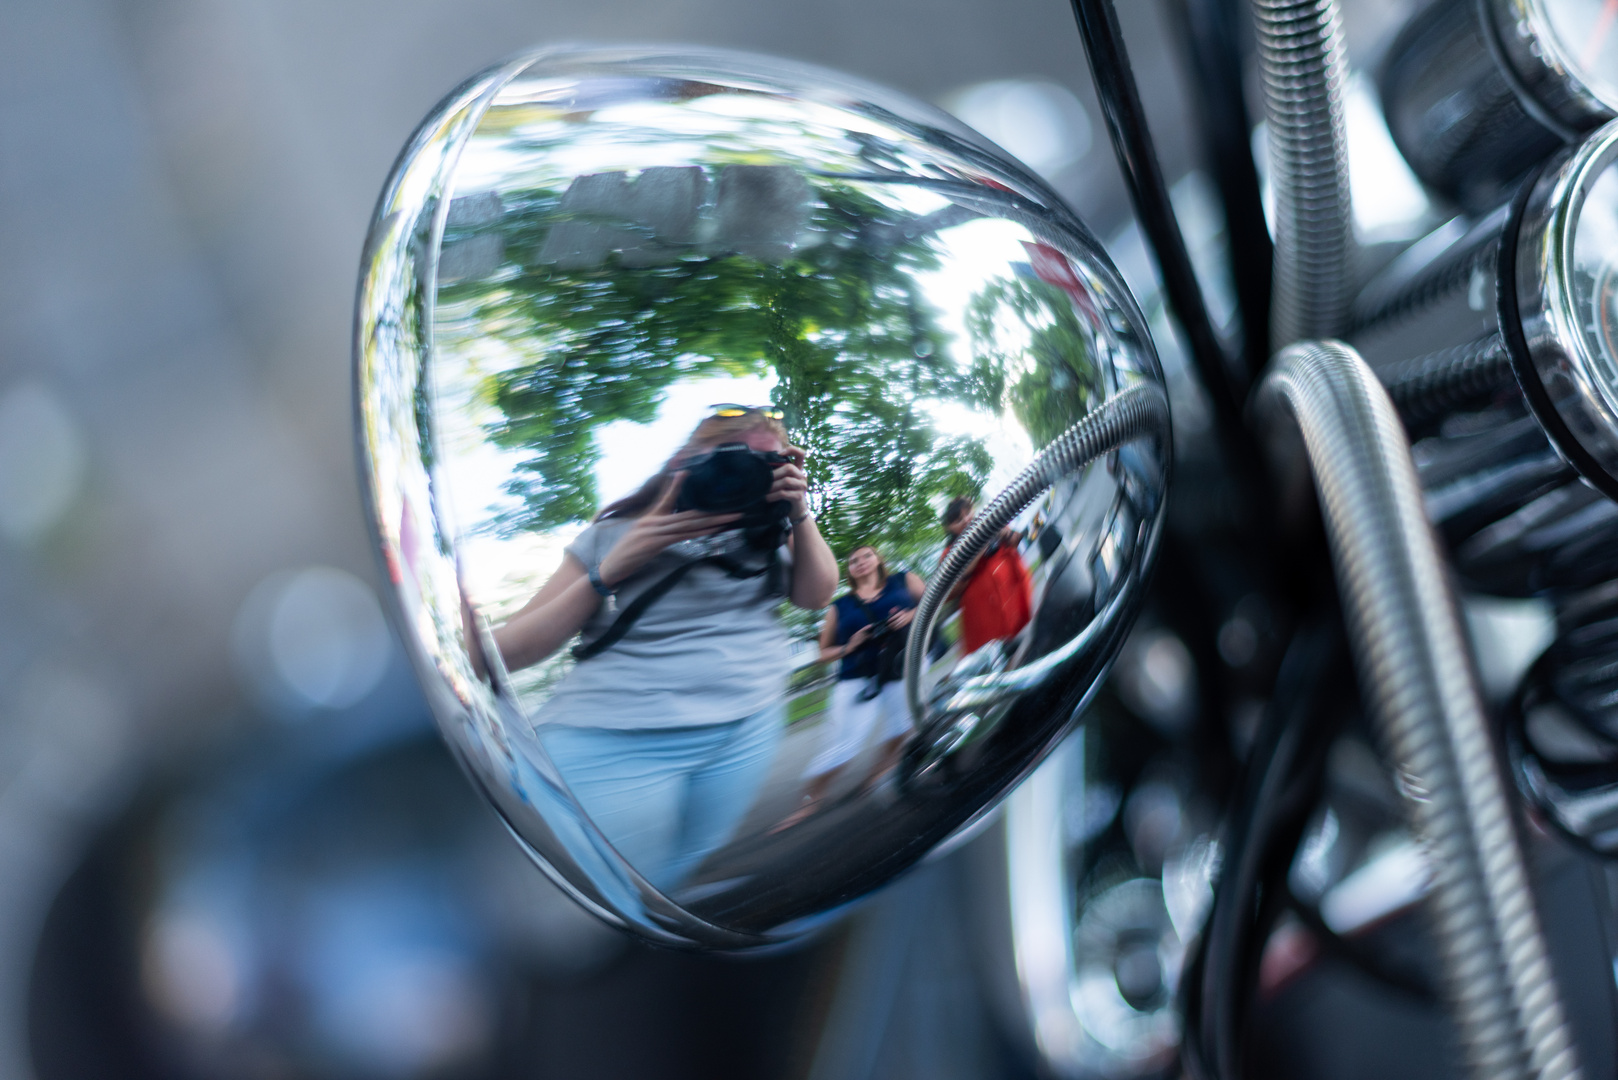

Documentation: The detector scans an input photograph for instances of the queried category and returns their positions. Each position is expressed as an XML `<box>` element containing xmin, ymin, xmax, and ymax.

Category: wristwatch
<box><xmin>588</xmin><ymin>563</ymin><xmax>617</xmax><ymax>612</ymax></box>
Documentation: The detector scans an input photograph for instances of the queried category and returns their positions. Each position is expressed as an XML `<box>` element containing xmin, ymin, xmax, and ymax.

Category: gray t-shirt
<box><xmin>533</xmin><ymin>517</ymin><xmax>795</xmax><ymax>730</ymax></box>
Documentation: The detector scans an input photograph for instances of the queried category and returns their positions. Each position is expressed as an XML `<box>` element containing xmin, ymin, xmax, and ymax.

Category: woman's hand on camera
<box><xmin>768</xmin><ymin>446</ymin><xmax>810</xmax><ymax>516</ymax></box>
<box><xmin>778</xmin><ymin>443</ymin><xmax>838</xmax><ymax>610</ymax></box>
<box><xmin>887</xmin><ymin>607</ymin><xmax>916</xmax><ymax>630</ymax></box>
<box><xmin>597</xmin><ymin>473</ymin><xmax>740</xmax><ymax>586</ymax></box>
<box><xmin>844</xmin><ymin>625</ymin><xmax>873</xmax><ymax>654</ymax></box>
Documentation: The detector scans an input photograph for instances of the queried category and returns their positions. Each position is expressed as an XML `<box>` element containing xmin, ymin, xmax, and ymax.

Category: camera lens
<box><xmin>679</xmin><ymin>444</ymin><xmax>776</xmax><ymax>513</ymax></box>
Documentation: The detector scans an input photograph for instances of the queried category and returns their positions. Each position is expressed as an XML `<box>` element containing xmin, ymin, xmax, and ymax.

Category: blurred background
<box><xmin>0</xmin><ymin>0</ymin><xmax>1421</xmax><ymax>1077</ymax></box>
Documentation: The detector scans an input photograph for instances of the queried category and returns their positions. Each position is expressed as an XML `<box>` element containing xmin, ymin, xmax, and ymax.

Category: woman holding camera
<box><xmin>492</xmin><ymin>407</ymin><xmax>838</xmax><ymax>891</ymax></box>
<box><xmin>774</xmin><ymin>544</ymin><xmax>925</xmax><ymax>830</ymax></box>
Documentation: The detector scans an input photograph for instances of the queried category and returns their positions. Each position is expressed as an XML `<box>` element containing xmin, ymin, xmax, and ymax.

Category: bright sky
<box><xmin>591</xmin><ymin>372</ymin><xmax>779</xmax><ymax>506</ymax></box>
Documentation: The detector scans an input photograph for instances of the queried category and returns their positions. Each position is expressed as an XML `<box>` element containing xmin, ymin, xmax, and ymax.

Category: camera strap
<box><xmin>851</xmin><ymin>594</ymin><xmax>883</xmax><ymax>640</ymax></box>
<box><xmin>570</xmin><ymin>547</ymin><xmax>780</xmax><ymax>662</ymax></box>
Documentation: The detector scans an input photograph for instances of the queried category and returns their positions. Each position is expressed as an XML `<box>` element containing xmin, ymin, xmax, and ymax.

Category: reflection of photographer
<box><xmin>774</xmin><ymin>545</ymin><xmax>924</xmax><ymax>830</ymax></box>
<box><xmin>939</xmin><ymin>496</ymin><xmax>1032</xmax><ymax>656</ymax></box>
<box><xmin>491</xmin><ymin>408</ymin><xmax>838</xmax><ymax>892</ymax></box>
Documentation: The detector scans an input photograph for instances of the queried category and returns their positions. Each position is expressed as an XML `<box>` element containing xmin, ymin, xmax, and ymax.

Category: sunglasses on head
<box><xmin>710</xmin><ymin>403</ymin><xmax>785</xmax><ymax>420</ymax></box>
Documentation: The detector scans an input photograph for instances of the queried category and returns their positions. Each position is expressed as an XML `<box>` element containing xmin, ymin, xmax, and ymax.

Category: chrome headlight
<box><xmin>354</xmin><ymin>46</ymin><xmax>1170</xmax><ymax>946</ymax></box>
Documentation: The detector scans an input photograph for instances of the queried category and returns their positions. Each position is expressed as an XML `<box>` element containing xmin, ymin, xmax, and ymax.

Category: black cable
<box><xmin>1184</xmin><ymin>616</ymin><xmax>1348</xmax><ymax>1080</ymax></box>
<box><xmin>1162</xmin><ymin>0</ymin><xmax>1272</xmax><ymax>373</ymax></box>
<box><xmin>1068</xmin><ymin>0</ymin><xmax>1249</xmax><ymax>433</ymax></box>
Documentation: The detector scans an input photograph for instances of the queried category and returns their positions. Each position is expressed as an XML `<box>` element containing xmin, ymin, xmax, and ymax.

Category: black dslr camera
<box><xmin>676</xmin><ymin>442</ymin><xmax>792</xmax><ymax>548</ymax></box>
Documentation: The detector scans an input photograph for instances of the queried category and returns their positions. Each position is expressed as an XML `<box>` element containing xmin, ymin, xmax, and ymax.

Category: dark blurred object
<box><xmin>1247</xmin><ymin>834</ymin><xmax>1618</xmax><ymax>1080</ymax></box>
<box><xmin>1349</xmin><ymin>122</ymin><xmax>1618</xmax><ymax>598</ymax></box>
<box><xmin>1379</xmin><ymin>0</ymin><xmax>1558</xmax><ymax>212</ymax></box>
<box><xmin>675</xmin><ymin>444</ymin><xmax>787</xmax><ymax>518</ymax></box>
<box><xmin>1510</xmin><ymin>582</ymin><xmax>1618</xmax><ymax>856</ymax></box>
<box><xmin>1379</xmin><ymin>0</ymin><xmax>1618</xmax><ymax>212</ymax></box>
<box><xmin>27</xmin><ymin>724</ymin><xmax>840</xmax><ymax>1080</ymax></box>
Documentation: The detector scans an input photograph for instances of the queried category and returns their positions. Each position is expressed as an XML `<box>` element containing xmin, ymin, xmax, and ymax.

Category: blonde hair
<box><xmin>596</xmin><ymin>411</ymin><xmax>791</xmax><ymax>521</ymax></box>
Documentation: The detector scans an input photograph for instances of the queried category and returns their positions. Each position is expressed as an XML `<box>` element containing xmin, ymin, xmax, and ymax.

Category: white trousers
<box><xmin>804</xmin><ymin>678</ymin><xmax>913</xmax><ymax>777</ymax></box>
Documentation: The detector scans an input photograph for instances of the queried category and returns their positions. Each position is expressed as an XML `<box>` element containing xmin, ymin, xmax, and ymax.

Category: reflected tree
<box><xmin>435</xmin><ymin>174</ymin><xmax>999</xmax><ymax>569</ymax></box>
<box><xmin>965</xmin><ymin>275</ymin><xmax>1102</xmax><ymax>448</ymax></box>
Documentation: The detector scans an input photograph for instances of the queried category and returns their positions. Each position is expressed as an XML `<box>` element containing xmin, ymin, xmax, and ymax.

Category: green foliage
<box><xmin>435</xmin><ymin>178</ymin><xmax>998</xmax><ymax>571</ymax></box>
<box><xmin>965</xmin><ymin>276</ymin><xmax>1102</xmax><ymax>447</ymax></box>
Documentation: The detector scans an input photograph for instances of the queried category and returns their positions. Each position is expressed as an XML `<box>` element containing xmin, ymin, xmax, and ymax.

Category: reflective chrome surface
<box><xmin>994</xmin><ymin>702</ymin><xmax>1211</xmax><ymax>1079</ymax></box>
<box><xmin>1346</xmin><ymin>124</ymin><xmax>1618</xmax><ymax>596</ymax></box>
<box><xmin>1515</xmin><ymin>118</ymin><xmax>1618</xmax><ymax>499</ymax></box>
<box><xmin>1492</xmin><ymin>0</ymin><xmax>1618</xmax><ymax>130</ymax></box>
<box><xmin>1256</xmin><ymin>341</ymin><xmax>1583</xmax><ymax>1080</ymax></box>
<box><xmin>1348</xmin><ymin>214</ymin><xmax>1592</xmax><ymax>595</ymax></box>
<box><xmin>355</xmin><ymin>46</ymin><xmax>1169</xmax><ymax>945</ymax></box>
<box><xmin>1510</xmin><ymin>582</ymin><xmax>1618</xmax><ymax>855</ymax></box>
<box><xmin>1378</xmin><ymin>0</ymin><xmax>1617</xmax><ymax>211</ymax></box>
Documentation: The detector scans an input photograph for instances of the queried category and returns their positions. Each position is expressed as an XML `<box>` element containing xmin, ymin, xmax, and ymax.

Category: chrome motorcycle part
<box><xmin>354</xmin><ymin>45</ymin><xmax>1170</xmax><ymax>946</ymax></box>
<box><xmin>1492</xmin><ymin>0</ymin><xmax>1618</xmax><ymax>127</ymax></box>
<box><xmin>1253</xmin><ymin>340</ymin><xmax>1580</xmax><ymax>1080</ymax></box>
<box><xmin>1380</xmin><ymin>0</ymin><xmax>1618</xmax><ymax>211</ymax></box>
<box><xmin>1511</xmin><ymin>117</ymin><xmax>1618</xmax><ymax>501</ymax></box>
<box><xmin>1252</xmin><ymin>0</ymin><xmax>1357</xmax><ymax>345</ymax></box>
<box><xmin>1349</xmin><ymin>120</ymin><xmax>1618</xmax><ymax>595</ymax></box>
<box><xmin>989</xmin><ymin>671</ymin><xmax>1210</xmax><ymax>1079</ymax></box>
<box><xmin>905</xmin><ymin>383</ymin><xmax>1170</xmax><ymax>720</ymax></box>
<box><xmin>1509</xmin><ymin>581</ymin><xmax>1618</xmax><ymax>855</ymax></box>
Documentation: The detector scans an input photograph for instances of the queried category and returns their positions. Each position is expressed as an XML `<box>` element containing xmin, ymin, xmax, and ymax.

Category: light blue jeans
<box><xmin>538</xmin><ymin>703</ymin><xmax>784</xmax><ymax>894</ymax></box>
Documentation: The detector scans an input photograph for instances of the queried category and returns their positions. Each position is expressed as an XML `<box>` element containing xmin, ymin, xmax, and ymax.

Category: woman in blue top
<box><xmin>775</xmin><ymin>544</ymin><xmax>925</xmax><ymax>830</ymax></box>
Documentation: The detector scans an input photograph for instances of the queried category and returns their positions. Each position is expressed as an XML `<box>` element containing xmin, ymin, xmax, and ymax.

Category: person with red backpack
<box><xmin>940</xmin><ymin>496</ymin><xmax>1033</xmax><ymax>656</ymax></box>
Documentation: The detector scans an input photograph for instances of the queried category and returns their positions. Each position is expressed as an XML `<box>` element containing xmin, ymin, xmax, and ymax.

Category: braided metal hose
<box><xmin>1252</xmin><ymin>0</ymin><xmax>1356</xmax><ymax>346</ymax></box>
<box><xmin>904</xmin><ymin>383</ymin><xmax>1170</xmax><ymax>721</ymax></box>
<box><xmin>1254</xmin><ymin>341</ymin><xmax>1579</xmax><ymax>1080</ymax></box>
